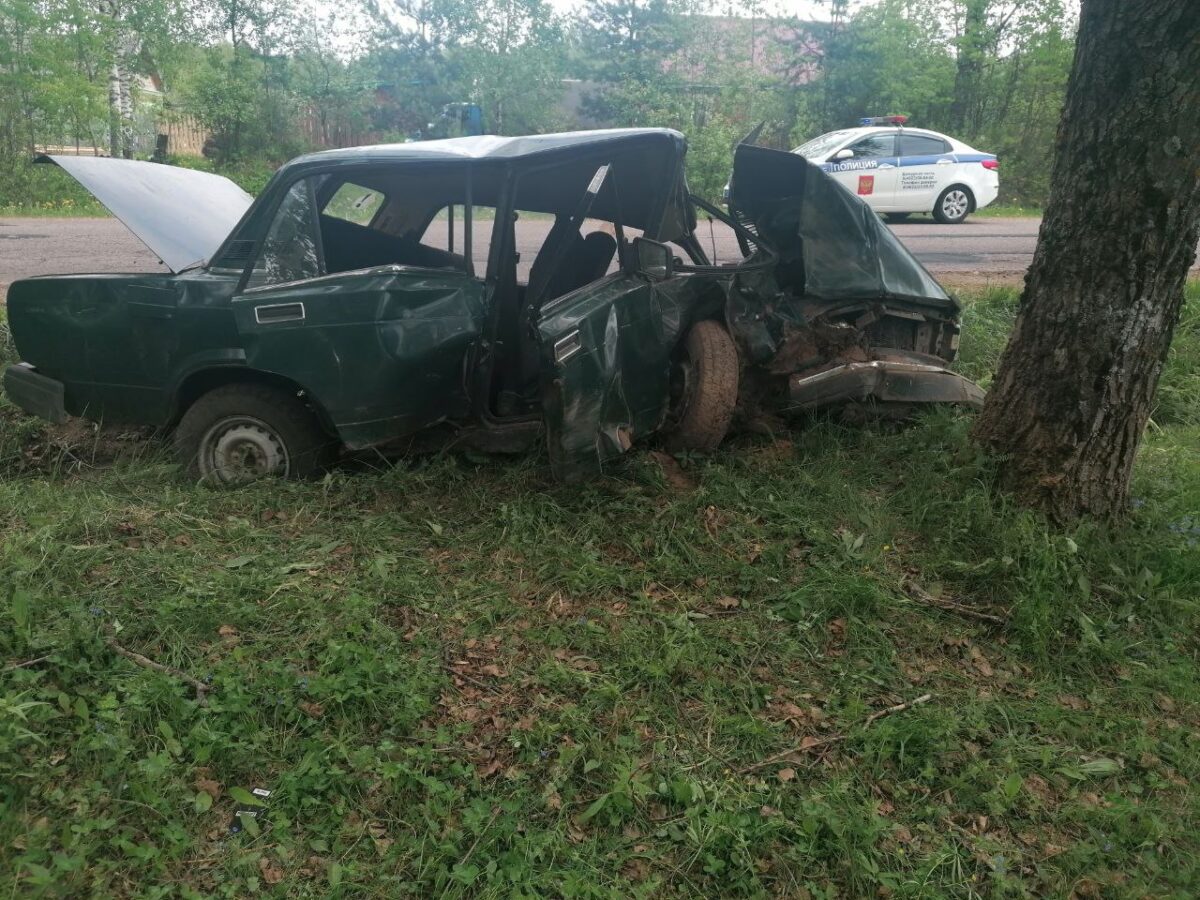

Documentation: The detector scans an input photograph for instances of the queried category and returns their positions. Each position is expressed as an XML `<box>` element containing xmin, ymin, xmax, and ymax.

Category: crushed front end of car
<box><xmin>725</xmin><ymin>143</ymin><xmax>984</xmax><ymax>420</ymax></box>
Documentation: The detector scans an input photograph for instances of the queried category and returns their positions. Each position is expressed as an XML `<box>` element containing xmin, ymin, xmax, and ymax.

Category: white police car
<box><xmin>726</xmin><ymin>117</ymin><xmax>999</xmax><ymax>224</ymax></box>
<box><xmin>802</xmin><ymin>117</ymin><xmax>998</xmax><ymax>223</ymax></box>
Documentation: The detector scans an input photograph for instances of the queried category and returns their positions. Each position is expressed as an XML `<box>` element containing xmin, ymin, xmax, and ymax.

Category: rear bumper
<box><xmin>4</xmin><ymin>364</ymin><xmax>69</xmax><ymax>424</ymax></box>
<box><xmin>974</xmin><ymin>177</ymin><xmax>1000</xmax><ymax>210</ymax></box>
<box><xmin>788</xmin><ymin>360</ymin><xmax>985</xmax><ymax>411</ymax></box>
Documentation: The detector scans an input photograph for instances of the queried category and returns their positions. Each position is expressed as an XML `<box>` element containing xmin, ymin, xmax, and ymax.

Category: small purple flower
<box><xmin>89</xmin><ymin>606</ymin><xmax>104</xmax><ymax>617</ymax></box>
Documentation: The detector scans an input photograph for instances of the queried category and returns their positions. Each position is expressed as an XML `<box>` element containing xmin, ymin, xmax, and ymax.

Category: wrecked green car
<box><xmin>3</xmin><ymin>129</ymin><xmax>982</xmax><ymax>483</ymax></box>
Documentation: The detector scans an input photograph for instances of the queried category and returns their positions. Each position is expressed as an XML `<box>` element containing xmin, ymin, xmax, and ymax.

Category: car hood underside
<box><xmin>37</xmin><ymin>155</ymin><xmax>254</xmax><ymax>273</ymax></box>
<box><xmin>729</xmin><ymin>143</ymin><xmax>953</xmax><ymax>306</ymax></box>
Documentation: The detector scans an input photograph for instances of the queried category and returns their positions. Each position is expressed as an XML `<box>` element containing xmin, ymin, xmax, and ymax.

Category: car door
<box><xmin>896</xmin><ymin>133</ymin><xmax>955</xmax><ymax>212</ymax></box>
<box><xmin>533</xmin><ymin>167</ymin><xmax>673</xmax><ymax>481</ymax></box>
<box><xmin>230</xmin><ymin>176</ymin><xmax>487</xmax><ymax>449</ymax></box>
<box><xmin>537</xmin><ymin>271</ymin><xmax>671</xmax><ymax>481</ymax></box>
<box><xmin>826</xmin><ymin>133</ymin><xmax>899</xmax><ymax>209</ymax></box>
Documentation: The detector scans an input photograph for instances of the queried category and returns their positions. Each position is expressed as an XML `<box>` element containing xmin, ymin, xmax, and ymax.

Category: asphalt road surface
<box><xmin>1</xmin><ymin>214</ymin><xmax>1196</xmax><ymax>302</ymax></box>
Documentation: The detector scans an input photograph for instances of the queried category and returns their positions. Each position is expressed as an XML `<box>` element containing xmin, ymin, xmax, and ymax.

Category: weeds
<box><xmin>1</xmin><ymin>290</ymin><xmax>1198</xmax><ymax>896</ymax></box>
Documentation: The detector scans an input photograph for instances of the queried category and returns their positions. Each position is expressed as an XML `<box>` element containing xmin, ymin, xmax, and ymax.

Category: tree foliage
<box><xmin>1</xmin><ymin>0</ymin><xmax>1077</xmax><ymax>205</ymax></box>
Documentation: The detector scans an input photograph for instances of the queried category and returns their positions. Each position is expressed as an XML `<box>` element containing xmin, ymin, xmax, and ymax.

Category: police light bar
<box><xmin>859</xmin><ymin>115</ymin><xmax>908</xmax><ymax>126</ymax></box>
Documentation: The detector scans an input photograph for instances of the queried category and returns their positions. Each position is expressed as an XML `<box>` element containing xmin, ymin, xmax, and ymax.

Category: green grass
<box><xmin>0</xmin><ymin>200</ymin><xmax>109</xmax><ymax>218</ymax></box>
<box><xmin>2</xmin><ymin>287</ymin><xmax>1199</xmax><ymax>897</ymax></box>
<box><xmin>975</xmin><ymin>205</ymin><xmax>1042</xmax><ymax>219</ymax></box>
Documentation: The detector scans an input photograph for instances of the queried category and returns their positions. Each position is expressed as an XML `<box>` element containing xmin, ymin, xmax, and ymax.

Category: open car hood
<box><xmin>37</xmin><ymin>155</ymin><xmax>254</xmax><ymax>273</ymax></box>
<box><xmin>729</xmin><ymin>144</ymin><xmax>952</xmax><ymax>304</ymax></box>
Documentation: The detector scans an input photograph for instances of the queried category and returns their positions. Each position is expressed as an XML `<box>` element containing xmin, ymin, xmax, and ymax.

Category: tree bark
<box><xmin>972</xmin><ymin>0</ymin><xmax>1200</xmax><ymax>521</ymax></box>
<box><xmin>949</xmin><ymin>0</ymin><xmax>988</xmax><ymax>133</ymax></box>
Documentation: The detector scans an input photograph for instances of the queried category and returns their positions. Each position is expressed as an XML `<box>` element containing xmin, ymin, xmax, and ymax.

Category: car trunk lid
<box><xmin>37</xmin><ymin>155</ymin><xmax>254</xmax><ymax>273</ymax></box>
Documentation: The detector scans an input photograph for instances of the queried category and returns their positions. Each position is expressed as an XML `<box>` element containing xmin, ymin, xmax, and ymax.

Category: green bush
<box><xmin>0</xmin><ymin>159</ymin><xmax>105</xmax><ymax>213</ymax></box>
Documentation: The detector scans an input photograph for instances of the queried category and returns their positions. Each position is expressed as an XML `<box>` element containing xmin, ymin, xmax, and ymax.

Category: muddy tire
<box><xmin>664</xmin><ymin>320</ymin><xmax>739</xmax><ymax>452</ymax></box>
<box><xmin>174</xmin><ymin>383</ymin><xmax>334</xmax><ymax>485</ymax></box>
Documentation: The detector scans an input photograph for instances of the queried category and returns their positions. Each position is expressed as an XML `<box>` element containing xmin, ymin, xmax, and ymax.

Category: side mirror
<box><xmin>832</xmin><ymin>148</ymin><xmax>855</xmax><ymax>161</ymax></box>
<box><xmin>632</xmin><ymin>237</ymin><xmax>673</xmax><ymax>280</ymax></box>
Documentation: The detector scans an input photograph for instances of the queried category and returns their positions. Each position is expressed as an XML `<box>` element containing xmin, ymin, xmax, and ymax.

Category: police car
<box><xmin>802</xmin><ymin>117</ymin><xmax>998</xmax><ymax>223</ymax></box>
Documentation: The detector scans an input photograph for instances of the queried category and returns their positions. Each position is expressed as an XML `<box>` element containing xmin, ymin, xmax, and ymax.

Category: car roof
<box><xmin>838</xmin><ymin>126</ymin><xmax>951</xmax><ymax>141</ymax></box>
<box><xmin>286</xmin><ymin>128</ymin><xmax>686</xmax><ymax>168</ymax></box>
<box><xmin>796</xmin><ymin>126</ymin><xmax>973</xmax><ymax>155</ymax></box>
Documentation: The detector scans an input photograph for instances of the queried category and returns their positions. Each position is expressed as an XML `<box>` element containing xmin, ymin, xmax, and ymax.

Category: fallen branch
<box><xmin>105</xmin><ymin>638</ymin><xmax>210</xmax><ymax>706</ymax></box>
<box><xmin>901</xmin><ymin>578</ymin><xmax>1008</xmax><ymax>626</ymax></box>
<box><xmin>740</xmin><ymin>693</ymin><xmax>934</xmax><ymax>774</ymax></box>
<box><xmin>864</xmin><ymin>692</ymin><xmax>933</xmax><ymax>726</ymax></box>
<box><xmin>4</xmin><ymin>655</ymin><xmax>50</xmax><ymax>672</ymax></box>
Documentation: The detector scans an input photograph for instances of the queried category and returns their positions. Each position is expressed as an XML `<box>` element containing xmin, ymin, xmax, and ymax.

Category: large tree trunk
<box><xmin>972</xmin><ymin>0</ymin><xmax>1200</xmax><ymax>521</ymax></box>
<box><xmin>949</xmin><ymin>0</ymin><xmax>988</xmax><ymax>133</ymax></box>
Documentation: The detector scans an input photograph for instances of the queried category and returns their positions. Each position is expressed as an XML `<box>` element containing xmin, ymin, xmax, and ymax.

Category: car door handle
<box><xmin>554</xmin><ymin>330</ymin><xmax>583</xmax><ymax>364</ymax></box>
<box><xmin>936</xmin><ymin>159</ymin><xmax>954</xmax><ymax>165</ymax></box>
<box><xmin>254</xmin><ymin>302</ymin><xmax>306</xmax><ymax>324</ymax></box>
<box><xmin>877</xmin><ymin>163</ymin><xmax>895</xmax><ymax>169</ymax></box>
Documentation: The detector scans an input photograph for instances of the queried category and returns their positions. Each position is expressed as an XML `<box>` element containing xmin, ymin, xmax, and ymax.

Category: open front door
<box><xmin>537</xmin><ymin>274</ymin><xmax>672</xmax><ymax>481</ymax></box>
<box><xmin>534</xmin><ymin>170</ymin><xmax>676</xmax><ymax>479</ymax></box>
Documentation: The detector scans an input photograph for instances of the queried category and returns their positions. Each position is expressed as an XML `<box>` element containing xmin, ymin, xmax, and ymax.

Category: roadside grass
<box><xmin>0</xmin><ymin>200</ymin><xmax>109</xmax><ymax>218</ymax></box>
<box><xmin>975</xmin><ymin>205</ymin><xmax>1042</xmax><ymax>219</ymax></box>
<box><xmin>1</xmin><ymin>287</ymin><xmax>1199</xmax><ymax>897</ymax></box>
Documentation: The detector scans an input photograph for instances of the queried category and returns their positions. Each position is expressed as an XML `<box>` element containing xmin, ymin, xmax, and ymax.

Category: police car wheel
<box><xmin>934</xmin><ymin>186</ymin><xmax>973</xmax><ymax>224</ymax></box>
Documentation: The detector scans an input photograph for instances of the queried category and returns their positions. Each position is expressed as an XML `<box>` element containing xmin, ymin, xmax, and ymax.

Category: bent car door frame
<box><xmin>229</xmin><ymin>167</ymin><xmax>487</xmax><ymax>449</ymax></box>
<box><xmin>531</xmin><ymin>165</ymin><xmax>675</xmax><ymax>481</ymax></box>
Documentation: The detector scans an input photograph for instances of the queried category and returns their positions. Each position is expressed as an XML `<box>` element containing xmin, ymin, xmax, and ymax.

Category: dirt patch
<box><xmin>0</xmin><ymin>410</ymin><xmax>158</xmax><ymax>477</ymax></box>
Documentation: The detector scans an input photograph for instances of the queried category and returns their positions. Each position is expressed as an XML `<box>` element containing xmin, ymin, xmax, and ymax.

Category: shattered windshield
<box><xmin>794</xmin><ymin>130</ymin><xmax>854</xmax><ymax>159</ymax></box>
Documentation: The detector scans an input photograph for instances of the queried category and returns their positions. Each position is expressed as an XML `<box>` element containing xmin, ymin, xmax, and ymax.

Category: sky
<box><xmin>543</xmin><ymin>0</ymin><xmax>845</xmax><ymax>18</ymax></box>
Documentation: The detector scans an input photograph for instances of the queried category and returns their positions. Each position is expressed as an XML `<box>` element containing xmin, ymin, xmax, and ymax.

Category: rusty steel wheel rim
<box><xmin>199</xmin><ymin>416</ymin><xmax>290</xmax><ymax>484</ymax></box>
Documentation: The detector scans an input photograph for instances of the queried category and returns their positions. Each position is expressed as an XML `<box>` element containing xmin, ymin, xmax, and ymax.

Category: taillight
<box><xmin>982</xmin><ymin>159</ymin><xmax>999</xmax><ymax>170</ymax></box>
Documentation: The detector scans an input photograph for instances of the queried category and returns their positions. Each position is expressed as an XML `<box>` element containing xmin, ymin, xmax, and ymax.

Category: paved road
<box><xmin>1</xmin><ymin>214</ymin><xmax>1194</xmax><ymax>302</ymax></box>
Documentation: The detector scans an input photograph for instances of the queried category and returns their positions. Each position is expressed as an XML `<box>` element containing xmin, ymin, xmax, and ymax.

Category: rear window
<box><xmin>322</xmin><ymin>182</ymin><xmax>386</xmax><ymax>226</ymax></box>
<box><xmin>899</xmin><ymin>134</ymin><xmax>950</xmax><ymax>157</ymax></box>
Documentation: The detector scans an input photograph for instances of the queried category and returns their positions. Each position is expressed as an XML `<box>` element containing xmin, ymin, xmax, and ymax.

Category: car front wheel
<box><xmin>663</xmin><ymin>320</ymin><xmax>739</xmax><ymax>453</ymax></box>
<box><xmin>175</xmin><ymin>383</ymin><xmax>334</xmax><ymax>485</ymax></box>
<box><xmin>934</xmin><ymin>186</ymin><xmax>973</xmax><ymax>224</ymax></box>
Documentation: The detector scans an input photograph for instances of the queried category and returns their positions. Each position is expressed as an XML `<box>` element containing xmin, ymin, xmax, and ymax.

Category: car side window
<box><xmin>322</xmin><ymin>182</ymin><xmax>386</xmax><ymax>227</ymax></box>
<box><xmin>246</xmin><ymin>177</ymin><xmax>323</xmax><ymax>289</ymax></box>
<box><xmin>846</xmin><ymin>135</ymin><xmax>896</xmax><ymax>159</ymax></box>
<box><xmin>899</xmin><ymin>134</ymin><xmax>951</xmax><ymax>157</ymax></box>
<box><xmin>420</xmin><ymin>205</ymin><xmax>495</xmax><ymax>277</ymax></box>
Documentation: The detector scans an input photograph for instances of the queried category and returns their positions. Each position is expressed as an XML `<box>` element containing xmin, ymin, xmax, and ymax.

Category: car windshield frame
<box><xmin>794</xmin><ymin>130</ymin><xmax>856</xmax><ymax>160</ymax></box>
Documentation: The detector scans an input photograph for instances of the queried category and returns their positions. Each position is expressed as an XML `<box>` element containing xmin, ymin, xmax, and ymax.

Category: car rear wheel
<box><xmin>175</xmin><ymin>383</ymin><xmax>334</xmax><ymax>485</ymax></box>
<box><xmin>934</xmin><ymin>186</ymin><xmax>973</xmax><ymax>224</ymax></box>
<box><xmin>663</xmin><ymin>320</ymin><xmax>739</xmax><ymax>453</ymax></box>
